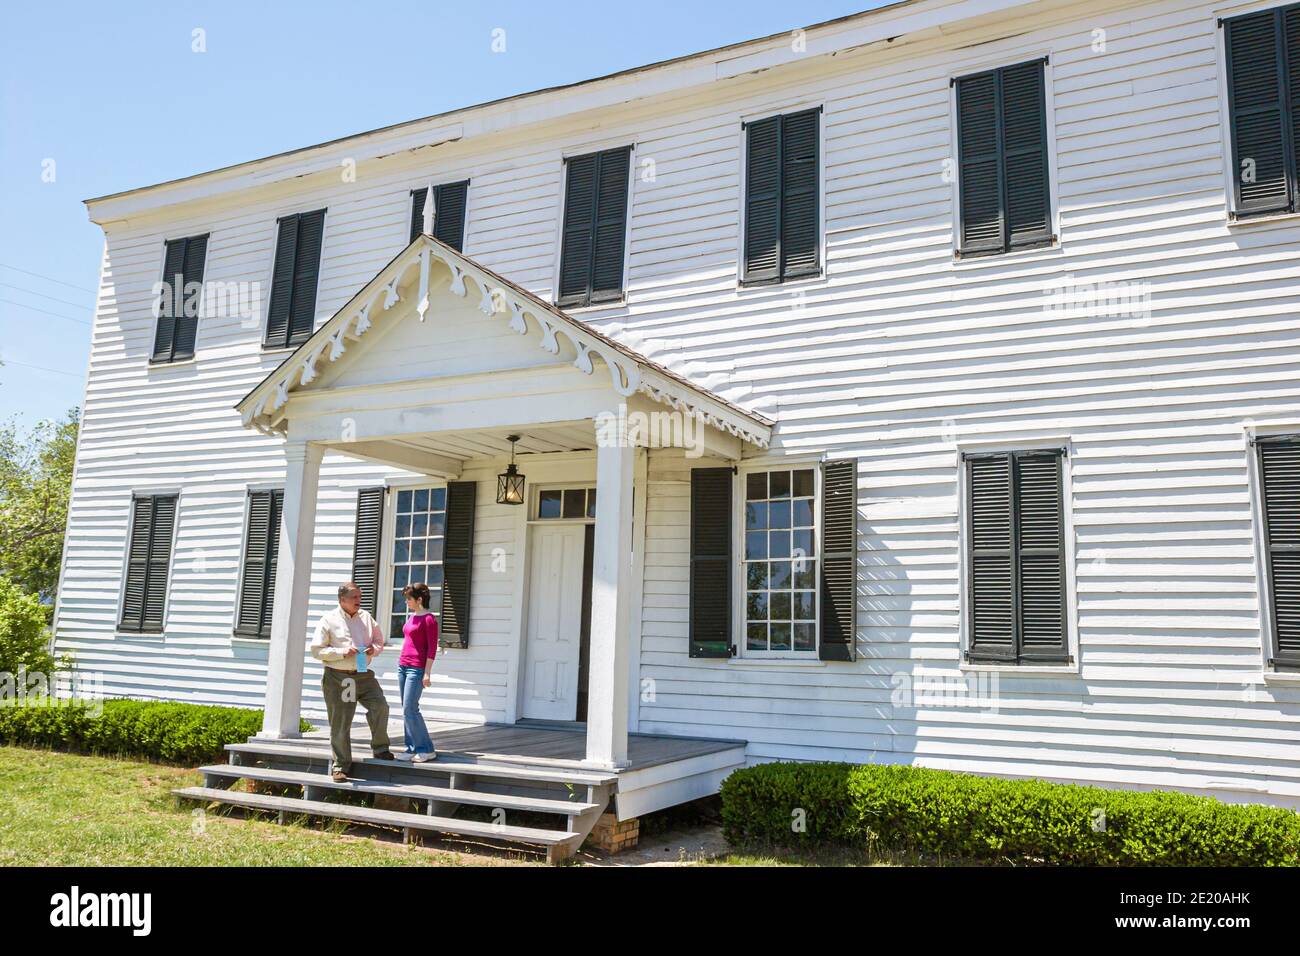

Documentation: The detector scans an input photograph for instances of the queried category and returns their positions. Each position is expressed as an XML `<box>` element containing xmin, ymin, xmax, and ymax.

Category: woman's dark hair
<box><xmin>402</xmin><ymin>582</ymin><xmax>432</xmax><ymax>610</ymax></box>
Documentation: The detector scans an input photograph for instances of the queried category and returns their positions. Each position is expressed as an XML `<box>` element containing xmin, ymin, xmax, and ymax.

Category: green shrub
<box><xmin>719</xmin><ymin>761</ymin><xmax>1300</xmax><ymax>866</ymax></box>
<box><xmin>0</xmin><ymin>697</ymin><xmax>312</xmax><ymax>765</ymax></box>
<box><xmin>0</xmin><ymin>574</ymin><xmax>61</xmax><ymax>677</ymax></box>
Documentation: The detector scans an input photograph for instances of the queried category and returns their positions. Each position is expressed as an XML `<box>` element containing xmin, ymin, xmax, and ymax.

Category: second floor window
<box><xmin>410</xmin><ymin>180</ymin><xmax>470</xmax><ymax>250</ymax></box>
<box><xmin>264</xmin><ymin>208</ymin><xmax>326</xmax><ymax>350</ymax></box>
<box><xmin>742</xmin><ymin>108</ymin><xmax>820</xmax><ymax>284</ymax></box>
<box><xmin>1223</xmin><ymin>5</ymin><xmax>1300</xmax><ymax>217</ymax></box>
<box><xmin>557</xmin><ymin>146</ymin><xmax>631</xmax><ymax>308</ymax></box>
<box><xmin>965</xmin><ymin>449</ymin><xmax>1068</xmax><ymax>664</ymax></box>
<box><xmin>954</xmin><ymin>59</ymin><xmax>1052</xmax><ymax>256</ymax></box>
<box><xmin>152</xmin><ymin>234</ymin><xmax>207</xmax><ymax>363</ymax></box>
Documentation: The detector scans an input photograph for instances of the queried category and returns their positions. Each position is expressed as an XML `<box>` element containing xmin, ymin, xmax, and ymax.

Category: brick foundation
<box><xmin>586</xmin><ymin>812</ymin><xmax>640</xmax><ymax>853</ymax></box>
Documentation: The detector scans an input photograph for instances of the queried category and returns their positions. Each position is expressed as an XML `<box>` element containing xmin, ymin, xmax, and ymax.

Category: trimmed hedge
<box><xmin>0</xmin><ymin>697</ymin><xmax>311</xmax><ymax>765</ymax></box>
<box><xmin>720</xmin><ymin>761</ymin><xmax>1300</xmax><ymax>866</ymax></box>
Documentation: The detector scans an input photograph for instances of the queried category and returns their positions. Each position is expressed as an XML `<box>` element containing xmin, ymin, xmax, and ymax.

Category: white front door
<box><xmin>521</xmin><ymin>523</ymin><xmax>587</xmax><ymax>721</ymax></box>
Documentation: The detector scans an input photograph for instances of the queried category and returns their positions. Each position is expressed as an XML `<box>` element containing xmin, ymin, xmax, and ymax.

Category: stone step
<box><xmin>175</xmin><ymin>786</ymin><xmax>579</xmax><ymax>855</ymax></box>
<box><xmin>198</xmin><ymin>764</ymin><xmax>602</xmax><ymax>817</ymax></box>
<box><xmin>226</xmin><ymin>741</ymin><xmax>617</xmax><ymax>786</ymax></box>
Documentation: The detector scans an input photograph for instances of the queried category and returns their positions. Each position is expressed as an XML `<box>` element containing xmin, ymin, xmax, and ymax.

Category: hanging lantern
<box><xmin>497</xmin><ymin>435</ymin><xmax>526</xmax><ymax>506</ymax></box>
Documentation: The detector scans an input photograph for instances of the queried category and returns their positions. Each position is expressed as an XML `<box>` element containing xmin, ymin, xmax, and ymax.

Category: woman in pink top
<box><xmin>395</xmin><ymin>582</ymin><xmax>438</xmax><ymax>762</ymax></box>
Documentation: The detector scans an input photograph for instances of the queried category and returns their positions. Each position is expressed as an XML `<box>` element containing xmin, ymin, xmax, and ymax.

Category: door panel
<box><xmin>522</xmin><ymin>524</ymin><xmax>587</xmax><ymax>720</ymax></box>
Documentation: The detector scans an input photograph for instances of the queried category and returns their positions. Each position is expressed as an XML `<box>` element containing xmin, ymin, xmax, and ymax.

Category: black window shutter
<box><xmin>120</xmin><ymin>494</ymin><xmax>177</xmax><ymax>633</ymax></box>
<box><xmin>956</xmin><ymin>60</ymin><xmax>1050</xmax><ymax>256</ymax></box>
<box><xmin>967</xmin><ymin>454</ymin><xmax>1017</xmax><ymax>661</ymax></box>
<box><xmin>1001</xmin><ymin>61</ymin><xmax>1052</xmax><ymax>250</ymax></box>
<box><xmin>558</xmin><ymin>147</ymin><xmax>630</xmax><ymax>308</ymax></box>
<box><xmin>558</xmin><ymin>154</ymin><xmax>598</xmax><ymax>307</ymax></box>
<box><xmin>264</xmin><ymin>209</ymin><xmax>325</xmax><ymax>349</ymax></box>
<box><xmin>689</xmin><ymin>467</ymin><xmax>732</xmax><ymax>658</ymax></box>
<box><xmin>120</xmin><ymin>497</ymin><xmax>154</xmax><ymax>631</ymax></box>
<box><xmin>780</xmin><ymin>109</ymin><xmax>820</xmax><ymax>279</ymax></box>
<box><xmin>289</xmin><ymin>209</ymin><xmax>325</xmax><ymax>345</ymax></box>
<box><xmin>236</xmin><ymin>489</ymin><xmax>282</xmax><ymax>638</ymax></box>
<box><xmin>434</xmin><ymin>180</ymin><xmax>469</xmax><ymax>251</ymax></box>
<box><xmin>439</xmin><ymin>480</ymin><xmax>477</xmax><ymax>649</ymax></box>
<box><xmin>590</xmin><ymin>150</ymin><xmax>630</xmax><ymax>303</ymax></box>
<box><xmin>819</xmin><ymin>459</ymin><xmax>857</xmax><ymax>661</ymax></box>
<box><xmin>350</xmin><ymin>487</ymin><xmax>385</xmax><ymax>618</ymax></box>
<box><xmin>172</xmin><ymin>234</ymin><xmax>207</xmax><ymax>360</ymax></box>
<box><xmin>743</xmin><ymin>115</ymin><xmax>783</xmax><ymax>283</ymax></box>
<box><xmin>1258</xmin><ymin>437</ymin><xmax>1300</xmax><ymax>669</ymax></box>
<box><xmin>264</xmin><ymin>217</ymin><xmax>299</xmax><ymax>348</ymax></box>
<box><xmin>967</xmin><ymin>451</ymin><xmax>1067</xmax><ymax>664</ymax></box>
<box><xmin>409</xmin><ymin>188</ymin><xmax>428</xmax><ymax>243</ymax></box>
<box><xmin>152</xmin><ymin>234</ymin><xmax>207</xmax><ymax>363</ymax></box>
<box><xmin>151</xmin><ymin>241</ymin><xmax>186</xmax><ymax>362</ymax></box>
<box><xmin>1015</xmin><ymin>451</ymin><xmax>1067</xmax><ymax>662</ymax></box>
<box><xmin>1225</xmin><ymin>9</ymin><xmax>1296</xmax><ymax>216</ymax></box>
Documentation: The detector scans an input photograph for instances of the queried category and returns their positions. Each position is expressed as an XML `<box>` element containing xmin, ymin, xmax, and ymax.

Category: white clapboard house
<box><xmin>54</xmin><ymin>0</ymin><xmax>1300</xmax><ymax>849</ymax></box>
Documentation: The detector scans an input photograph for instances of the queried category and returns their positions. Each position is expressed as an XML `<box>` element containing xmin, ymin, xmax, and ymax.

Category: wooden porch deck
<box><xmin>294</xmin><ymin>718</ymin><xmax>746</xmax><ymax>774</ymax></box>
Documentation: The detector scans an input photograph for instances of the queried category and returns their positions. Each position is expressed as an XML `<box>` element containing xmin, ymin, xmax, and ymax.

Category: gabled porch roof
<box><xmin>234</xmin><ymin>234</ymin><xmax>773</xmax><ymax>450</ymax></box>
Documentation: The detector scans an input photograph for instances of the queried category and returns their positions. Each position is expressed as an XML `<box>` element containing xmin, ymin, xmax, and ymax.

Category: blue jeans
<box><xmin>398</xmin><ymin>665</ymin><xmax>435</xmax><ymax>755</ymax></box>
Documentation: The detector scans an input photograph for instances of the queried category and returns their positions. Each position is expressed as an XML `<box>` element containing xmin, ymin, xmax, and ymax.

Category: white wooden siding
<box><xmin>59</xmin><ymin>0</ymin><xmax>1300</xmax><ymax>803</ymax></box>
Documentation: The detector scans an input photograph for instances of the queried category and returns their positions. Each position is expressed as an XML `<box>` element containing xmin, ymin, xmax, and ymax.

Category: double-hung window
<box><xmin>152</xmin><ymin>234</ymin><xmax>208</xmax><ymax>363</ymax></box>
<box><xmin>953</xmin><ymin>59</ymin><xmax>1053</xmax><ymax>256</ymax></box>
<box><xmin>1222</xmin><ymin>4</ymin><xmax>1300</xmax><ymax>217</ymax></box>
<box><xmin>742</xmin><ymin>108</ymin><xmax>821</xmax><ymax>284</ymax></box>
<box><xmin>743</xmin><ymin>468</ymin><xmax>819</xmax><ymax>654</ymax></box>
<box><xmin>387</xmin><ymin>486</ymin><xmax>448</xmax><ymax>643</ymax></box>
<box><xmin>965</xmin><ymin>449</ymin><xmax>1068</xmax><ymax>664</ymax></box>
<box><xmin>263</xmin><ymin>209</ymin><xmax>326</xmax><ymax>350</ymax></box>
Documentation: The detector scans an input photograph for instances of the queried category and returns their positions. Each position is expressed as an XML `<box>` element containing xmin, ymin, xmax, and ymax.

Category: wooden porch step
<box><xmin>175</xmin><ymin>786</ymin><xmax>577</xmax><ymax>854</ymax></box>
<box><xmin>198</xmin><ymin>764</ymin><xmax>602</xmax><ymax>816</ymax></box>
<box><xmin>225</xmin><ymin>742</ymin><xmax>618</xmax><ymax>786</ymax></box>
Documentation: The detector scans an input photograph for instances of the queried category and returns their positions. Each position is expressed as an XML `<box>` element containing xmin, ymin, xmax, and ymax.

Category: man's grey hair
<box><xmin>338</xmin><ymin>582</ymin><xmax>361</xmax><ymax>601</ymax></box>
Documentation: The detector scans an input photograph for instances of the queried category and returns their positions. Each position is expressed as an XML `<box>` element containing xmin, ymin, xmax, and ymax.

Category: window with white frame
<box><xmin>388</xmin><ymin>486</ymin><xmax>446</xmax><ymax>641</ymax></box>
<box><xmin>743</xmin><ymin>467</ymin><xmax>818</xmax><ymax>653</ymax></box>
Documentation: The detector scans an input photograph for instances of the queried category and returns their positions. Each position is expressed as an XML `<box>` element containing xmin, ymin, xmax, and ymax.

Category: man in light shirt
<box><xmin>311</xmin><ymin>582</ymin><xmax>395</xmax><ymax>782</ymax></box>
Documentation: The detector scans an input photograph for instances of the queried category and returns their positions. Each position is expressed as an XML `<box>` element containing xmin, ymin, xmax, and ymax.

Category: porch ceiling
<box><xmin>393</xmin><ymin>422</ymin><xmax>596</xmax><ymax>460</ymax></box>
<box><xmin>234</xmin><ymin>234</ymin><xmax>774</xmax><ymax>448</ymax></box>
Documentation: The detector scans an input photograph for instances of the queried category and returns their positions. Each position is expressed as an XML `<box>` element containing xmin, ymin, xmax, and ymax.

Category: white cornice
<box><xmin>84</xmin><ymin>0</ymin><xmax>1042</xmax><ymax>224</ymax></box>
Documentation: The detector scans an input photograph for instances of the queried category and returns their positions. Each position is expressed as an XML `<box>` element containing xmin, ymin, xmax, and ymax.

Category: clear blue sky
<box><xmin>0</xmin><ymin>0</ymin><xmax>879</xmax><ymax>428</ymax></box>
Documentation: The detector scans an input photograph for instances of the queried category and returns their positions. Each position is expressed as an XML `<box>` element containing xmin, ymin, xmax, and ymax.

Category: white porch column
<box><xmin>259</xmin><ymin>440</ymin><xmax>324</xmax><ymax>738</ymax></box>
<box><xmin>585</xmin><ymin>440</ymin><xmax>635</xmax><ymax>768</ymax></box>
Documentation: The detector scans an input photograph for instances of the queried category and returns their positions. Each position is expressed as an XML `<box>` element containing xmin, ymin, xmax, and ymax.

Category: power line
<box><xmin>0</xmin><ymin>358</ymin><xmax>84</xmax><ymax>379</ymax></box>
<box><xmin>0</xmin><ymin>262</ymin><xmax>96</xmax><ymax>294</ymax></box>
<box><xmin>0</xmin><ymin>298</ymin><xmax>91</xmax><ymax>326</ymax></box>
<box><xmin>0</xmin><ymin>280</ymin><xmax>90</xmax><ymax>311</ymax></box>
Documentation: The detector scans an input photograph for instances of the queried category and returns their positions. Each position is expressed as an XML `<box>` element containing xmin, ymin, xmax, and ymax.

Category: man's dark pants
<box><xmin>321</xmin><ymin>666</ymin><xmax>391</xmax><ymax>774</ymax></box>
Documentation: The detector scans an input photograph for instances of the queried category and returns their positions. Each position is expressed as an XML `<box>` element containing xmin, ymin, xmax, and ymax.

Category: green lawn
<box><xmin>0</xmin><ymin>745</ymin><xmax>537</xmax><ymax>866</ymax></box>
